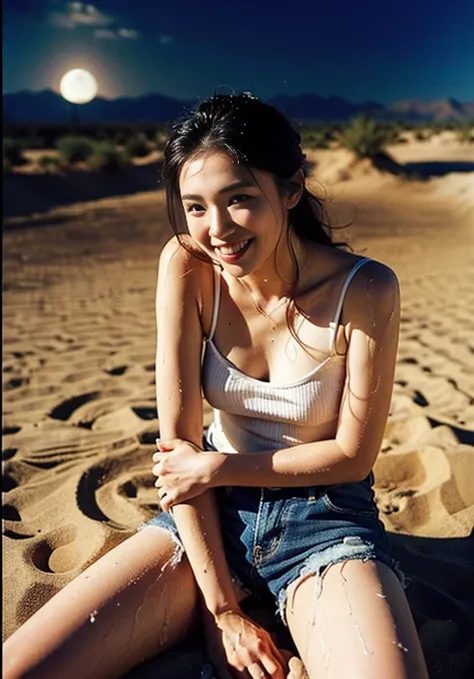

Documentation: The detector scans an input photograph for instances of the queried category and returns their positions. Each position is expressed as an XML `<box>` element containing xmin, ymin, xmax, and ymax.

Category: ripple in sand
<box><xmin>92</xmin><ymin>406</ymin><xmax>157</xmax><ymax>438</ymax></box>
<box><xmin>49</xmin><ymin>392</ymin><xmax>99</xmax><ymax>421</ymax></box>
<box><xmin>3</xmin><ymin>505</ymin><xmax>21</xmax><ymax>522</ymax></box>
<box><xmin>76</xmin><ymin>450</ymin><xmax>150</xmax><ymax>528</ymax></box>
<box><xmin>16</xmin><ymin>584</ymin><xmax>60</xmax><ymax>627</ymax></box>
<box><xmin>2</xmin><ymin>470</ymin><xmax>18</xmax><ymax>492</ymax></box>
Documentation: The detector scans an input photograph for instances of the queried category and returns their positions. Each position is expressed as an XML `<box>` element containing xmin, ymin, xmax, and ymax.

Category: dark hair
<box><xmin>162</xmin><ymin>93</ymin><xmax>348</xmax><ymax>341</ymax></box>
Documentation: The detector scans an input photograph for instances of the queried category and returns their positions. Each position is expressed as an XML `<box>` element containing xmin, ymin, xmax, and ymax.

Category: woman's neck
<box><xmin>237</xmin><ymin>231</ymin><xmax>309</xmax><ymax>307</ymax></box>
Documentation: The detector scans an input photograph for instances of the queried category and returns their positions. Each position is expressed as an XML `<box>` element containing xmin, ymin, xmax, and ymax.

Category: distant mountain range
<box><xmin>3</xmin><ymin>89</ymin><xmax>474</xmax><ymax>124</ymax></box>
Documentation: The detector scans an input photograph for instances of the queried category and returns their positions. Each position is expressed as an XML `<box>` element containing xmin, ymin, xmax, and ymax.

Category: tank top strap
<box><xmin>207</xmin><ymin>264</ymin><xmax>222</xmax><ymax>341</ymax></box>
<box><xmin>328</xmin><ymin>257</ymin><xmax>371</xmax><ymax>353</ymax></box>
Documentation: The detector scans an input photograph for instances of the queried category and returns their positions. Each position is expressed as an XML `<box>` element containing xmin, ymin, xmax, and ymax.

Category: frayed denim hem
<box><xmin>137</xmin><ymin>523</ymin><xmax>186</xmax><ymax>566</ymax></box>
<box><xmin>137</xmin><ymin>521</ymin><xmax>252</xmax><ymax>602</ymax></box>
<box><xmin>276</xmin><ymin>535</ymin><xmax>409</xmax><ymax>626</ymax></box>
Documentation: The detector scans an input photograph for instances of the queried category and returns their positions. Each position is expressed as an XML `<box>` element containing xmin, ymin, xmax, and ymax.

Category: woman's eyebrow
<box><xmin>181</xmin><ymin>180</ymin><xmax>257</xmax><ymax>201</ymax></box>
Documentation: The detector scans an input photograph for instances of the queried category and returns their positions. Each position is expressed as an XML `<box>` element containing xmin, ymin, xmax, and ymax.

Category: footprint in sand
<box><xmin>3</xmin><ymin>426</ymin><xmax>21</xmax><ymax>435</ymax></box>
<box><xmin>29</xmin><ymin>525</ymin><xmax>80</xmax><ymax>574</ymax></box>
<box><xmin>2</xmin><ymin>447</ymin><xmax>17</xmax><ymax>461</ymax></box>
<box><xmin>106</xmin><ymin>365</ymin><xmax>128</xmax><ymax>376</ymax></box>
<box><xmin>49</xmin><ymin>393</ymin><xmax>99</xmax><ymax>421</ymax></box>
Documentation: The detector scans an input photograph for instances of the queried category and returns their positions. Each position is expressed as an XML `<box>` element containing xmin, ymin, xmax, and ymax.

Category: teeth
<box><xmin>217</xmin><ymin>240</ymin><xmax>249</xmax><ymax>256</ymax></box>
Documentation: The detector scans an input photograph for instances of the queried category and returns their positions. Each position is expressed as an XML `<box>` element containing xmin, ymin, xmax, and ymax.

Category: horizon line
<box><xmin>3</xmin><ymin>87</ymin><xmax>474</xmax><ymax>108</ymax></box>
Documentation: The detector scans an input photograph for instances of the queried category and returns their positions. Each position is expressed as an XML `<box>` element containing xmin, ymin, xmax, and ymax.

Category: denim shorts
<box><xmin>141</xmin><ymin>471</ymin><xmax>406</xmax><ymax>624</ymax></box>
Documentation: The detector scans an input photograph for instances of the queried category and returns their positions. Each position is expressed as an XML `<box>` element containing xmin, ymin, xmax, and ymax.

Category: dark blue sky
<box><xmin>3</xmin><ymin>0</ymin><xmax>474</xmax><ymax>104</ymax></box>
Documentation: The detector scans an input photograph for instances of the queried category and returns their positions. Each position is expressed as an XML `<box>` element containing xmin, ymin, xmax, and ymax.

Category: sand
<box><xmin>3</xmin><ymin>137</ymin><xmax>474</xmax><ymax>678</ymax></box>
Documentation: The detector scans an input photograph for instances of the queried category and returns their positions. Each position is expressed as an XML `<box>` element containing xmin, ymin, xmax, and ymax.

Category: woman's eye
<box><xmin>186</xmin><ymin>203</ymin><xmax>204</xmax><ymax>213</ymax></box>
<box><xmin>229</xmin><ymin>194</ymin><xmax>251</xmax><ymax>205</ymax></box>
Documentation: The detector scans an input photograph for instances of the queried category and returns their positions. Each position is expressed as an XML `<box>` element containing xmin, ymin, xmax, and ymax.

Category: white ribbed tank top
<box><xmin>202</xmin><ymin>257</ymin><xmax>371</xmax><ymax>454</ymax></box>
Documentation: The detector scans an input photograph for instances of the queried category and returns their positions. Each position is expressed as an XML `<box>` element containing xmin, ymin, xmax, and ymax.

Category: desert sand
<box><xmin>3</xmin><ymin>134</ymin><xmax>474</xmax><ymax>678</ymax></box>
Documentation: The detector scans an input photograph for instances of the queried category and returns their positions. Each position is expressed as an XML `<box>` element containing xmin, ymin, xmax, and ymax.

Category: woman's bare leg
<box><xmin>285</xmin><ymin>559</ymin><xmax>429</xmax><ymax>679</ymax></box>
<box><xmin>3</xmin><ymin>527</ymin><xmax>199</xmax><ymax>679</ymax></box>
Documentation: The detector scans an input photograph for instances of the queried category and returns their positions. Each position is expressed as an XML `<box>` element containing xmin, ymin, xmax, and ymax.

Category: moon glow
<box><xmin>60</xmin><ymin>69</ymin><xmax>98</xmax><ymax>104</ymax></box>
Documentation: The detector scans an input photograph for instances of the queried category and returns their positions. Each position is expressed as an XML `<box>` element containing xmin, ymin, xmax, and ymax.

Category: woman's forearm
<box><xmin>171</xmin><ymin>490</ymin><xmax>240</xmax><ymax>616</ymax></box>
<box><xmin>210</xmin><ymin>438</ymin><xmax>372</xmax><ymax>488</ymax></box>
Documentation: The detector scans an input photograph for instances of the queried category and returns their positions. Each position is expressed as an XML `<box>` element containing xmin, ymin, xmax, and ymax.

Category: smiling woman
<box><xmin>59</xmin><ymin>68</ymin><xmax>98</xmax><ymax>104</ymax></box>
<box><xmin>2</xmin><ymin>93</ymin><xmax>429</xmax><ymax>679</ymax></box>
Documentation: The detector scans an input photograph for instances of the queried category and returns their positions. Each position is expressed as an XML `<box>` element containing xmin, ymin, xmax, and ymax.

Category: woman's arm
<box><xmin>155</xmin><ymin>238</ymin><xmax>287</xmax><ymax>679</ymax></box>
<box><xmin>155</xmin><ymin>237</ymin><xmax>239</xmax><ymax>615</ymax></box>
<box><xmin>155</xmin><ymin>261</ymin><xmax>400</xmax><ymax>495</ymax></box>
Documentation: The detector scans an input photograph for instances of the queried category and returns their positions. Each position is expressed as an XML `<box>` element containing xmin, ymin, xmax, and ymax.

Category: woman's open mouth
<box><xmin>214</xmin><ymin>238</ymin><xmax>253</xmax><ymax>263</ymax></box>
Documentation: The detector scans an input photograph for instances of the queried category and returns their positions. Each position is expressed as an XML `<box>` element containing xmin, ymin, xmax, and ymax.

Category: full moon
<box><xmin>60</xmin><ymin>69</ymin><xmax>98</xmax><ymax>104</ymax></box>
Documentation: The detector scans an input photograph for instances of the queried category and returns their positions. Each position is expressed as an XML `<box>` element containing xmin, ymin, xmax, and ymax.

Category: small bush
<box><xmin>457</xmin><ymin>124</ymin><xmax>474</xmax><ymax>144</ymax></box>
<box><xmin>55</xmin><ymin>135</ymin><xmax>95</xmax><ymax>164</ymax></box>
<box><xmin>124</xmin><ymin>133</ymin><xmax>150</xmax><ymax>158</ymax></box>
<box><xmin>38</xmin><ymin>154</ymin><xmax>62</xmax><ymax>172</ymax></box>
<box><xmin>384</xmin><ymin>125</ymin><xmax>403</xmax><ymax>145</ymax></box>
<box><xmin>154</xmin><ymin>130</ymin><xmax>169</xmax><ymax>151</ymax></box>
<box><xmin>301</xmin><ymin>129</ymin><xmax>332</xmax><ymax>149</ymax></box>
<box><xmin>87</xmin><ymin>141</ymin><xmax>127</xmax><ymax>172</ymax></box>
<box><xmin>3</xmin><ymin>138</ymin><xmax>26</xmax><ymax>166</ymax></box>
<box><xmin>341</xmin><ymin>115</ymin><xmax>393</xmax><ymax>158</ymax></box>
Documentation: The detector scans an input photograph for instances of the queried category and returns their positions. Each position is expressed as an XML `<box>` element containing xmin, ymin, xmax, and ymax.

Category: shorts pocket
<box><xmin>320</xmin><ymin>483</ymin><xmax>377</xmax><ymax>518</ymax></box>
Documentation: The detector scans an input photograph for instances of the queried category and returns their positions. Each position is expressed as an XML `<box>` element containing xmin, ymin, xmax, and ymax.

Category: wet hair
<box><xmin>161</xmin><ymin>92</ymin><xmax>349</xmax><ymax>340</ymax></box>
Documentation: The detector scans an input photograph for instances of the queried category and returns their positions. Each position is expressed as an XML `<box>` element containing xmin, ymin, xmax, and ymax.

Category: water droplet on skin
<box><xmin>90</xmin><ymin>610</ymin><xmax>98</xmax><ymax>623</ymax></box>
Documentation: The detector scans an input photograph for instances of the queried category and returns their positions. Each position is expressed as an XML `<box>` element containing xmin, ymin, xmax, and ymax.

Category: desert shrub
<box><xmin>385</xmin><ymin>125</ymin><xmax>404</xmax><ymax>144</ymax></box>
<box><xmin>300</xmin><ymin>128</ymin><xmax>332</xmax><ymax>149</ymax></box>
<box><xmin>3</xmin><ymin>137</ymin><xmax>26</xmax><ymax>166</ymax></box>
<box><xmin>55</xmin><ymin>135</ymin><xmax>95</xmax><ymax>164</ymax></box>
<box><xmin>341</xmin><ymin>115</ymin><xmax>393</xmax><ymax>158</ymax></box>
<box><xmin>154</xmin><ymin>130</ymin><xmax>169</xmax><ymax>151</ymax></box>
<box><xmin>414</xmin><ymin>129</ymin><xmax>427</xmax><ymax>141</ymax></box>
<box><xmin>457</xmin><ymin>124</ymin><xmax>474</xmax><ymax>144</ymax></box>
<box><xmin>124</xmin><ymin>133</ymin><xmax>150</xmax><ymax>158</ymax></box>
<box><xmin>38</xmin><ymin>154</ymin><xmax>62</xmax><ymax>172</ymax></box>
<box><xmin>87</xmin><ymin>141</ymin><xmax>127</xmax><ymax>172</ymax></box>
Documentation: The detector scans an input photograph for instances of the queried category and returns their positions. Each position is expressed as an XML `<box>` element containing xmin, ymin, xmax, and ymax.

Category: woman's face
<box><xmin>178</xmin><ymin>151</ymin><xmax>293</xmax><ymax>278</ymax></box>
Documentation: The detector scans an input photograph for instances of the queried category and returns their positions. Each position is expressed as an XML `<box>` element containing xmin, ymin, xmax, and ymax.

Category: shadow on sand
<box><xmin>401</xmin><ymin>161</ymin><xmax>474</xmax><ymax>178</ymax></box>
<box><xmin>3</xmin><ymin>159</ymin><xmax>164</xmax><ymax>221</ymax></box>
<box><xmin>125</xmin><ymin>531</ymin><xmax>474</xmax><ymax>679</ymax></box>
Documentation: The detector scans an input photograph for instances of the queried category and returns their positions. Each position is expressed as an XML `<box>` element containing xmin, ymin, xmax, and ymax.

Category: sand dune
<box><xmin>3</xmin><ymin>139</ymin><xmax>474</xmax><ymax>677</ymax></box>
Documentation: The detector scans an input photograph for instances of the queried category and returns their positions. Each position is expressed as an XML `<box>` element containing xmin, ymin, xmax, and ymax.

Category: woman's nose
<box><xmin>208</xmin><ymin>208</ymin><xmax>234</xmax><ymax>239</ymax></box>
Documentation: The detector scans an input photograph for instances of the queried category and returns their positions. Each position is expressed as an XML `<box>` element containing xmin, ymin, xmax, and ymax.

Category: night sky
<box><xmin>3</xmin><ymin>0</ymin><xmax>474</xmax><ymax>104</ymax></box>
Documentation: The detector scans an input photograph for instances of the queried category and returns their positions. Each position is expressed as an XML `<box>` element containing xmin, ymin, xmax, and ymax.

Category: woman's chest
<box><xmin>212</xmin><ymin>306</ymin><xmax>348</xmax><ymax>385</ymax></box>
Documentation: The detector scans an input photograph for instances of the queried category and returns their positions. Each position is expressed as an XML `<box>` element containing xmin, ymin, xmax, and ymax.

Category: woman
<box><xmin>3</xmin><ymin>94</ymin><xmax>428</xmax><ymax>679</ymax></box>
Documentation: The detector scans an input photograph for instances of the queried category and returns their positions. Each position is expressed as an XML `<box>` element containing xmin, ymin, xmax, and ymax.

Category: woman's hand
<box><xmin>203</xmin><ymin>607</ymin><xmax>289</xmax><ymax>679</ymax></box>
<box><xmin>152</xmin><ymin>438</ymin><xmax>222</xmax><ymax>512</ymax></box>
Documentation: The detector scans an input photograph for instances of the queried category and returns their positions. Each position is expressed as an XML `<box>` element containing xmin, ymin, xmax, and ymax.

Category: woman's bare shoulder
<box><xmin>157</xmin><ymin>235</ymin><xmax>215</xmax><ymax>331</ymax></box>
<box><xmin>159</xmin><ymin>235</ymin><xmax>207</xmax><ymax>274</ymax></box>
<box><xmin>343</xmin><ymin>256</ymin><xmax>400</xmax><ymax>326</ymax></box>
